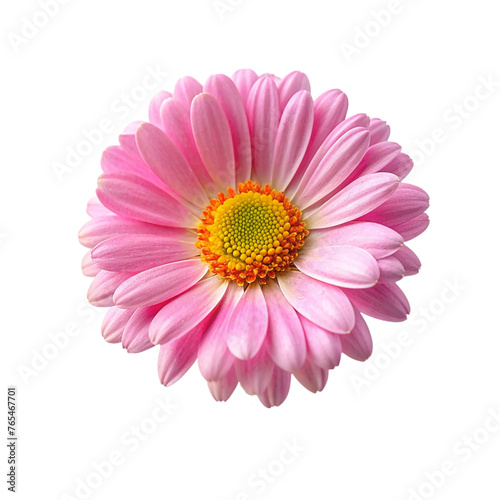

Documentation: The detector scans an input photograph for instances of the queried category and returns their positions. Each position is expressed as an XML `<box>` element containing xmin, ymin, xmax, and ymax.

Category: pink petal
<box><xmin>343</xmin><ymin>283</ymin><xmax>410</xmax><ymax>322</ymax></box>
<box><xmin>380</xmin><ymin>153</ymin><xmax>413</xmax><ymax>180</ymax></box>
<box><xmin>358</xmin><ymin>183</ymin><xmax>429</xmax><ymax>226</ymax></box>
<box><xmin>307</xmin><ymin>222</ymin><xmax>403</xmax><ymax>259</ymax></box>
<box><xmin>263</xmin><ymin>280</ymin><xmax>306</xmax><ymax>372</ymax></box>
<box><xmin>271</xmin><ymin>90</ymin><xmax>314</xmax><ymax>191</ymax></box>
<box><xmin>306</xmin><ymin>173</ymin><xmax>400</xmax><ymax>229</ymax></box>
<box><xmin>148</xmin><ymin>90</ymin><xmax>172</xmax><ymax>128</ymax></box>
<box><xmin>102</xmin><ymin>306</ymin><xmax>135</xmax><ymax>344</ymax></box>
<box><xmin>91</xmin><ymin>234</ymin><xmax>198</xmax><ymax>273</ymax></box>
<box><xmin>101</xmin><ymin>145</ymin><xmax>148</xmax><ymax>178</ymax></box>
<box><xmin>232</xmin><ymin>69</ymin><xmax>259</xmax><ymax>107</ymax></box>
<box><xmin>390</xmin><ymin>213</ymin><xmax>430</xmax><ymax>241</ymax></box>
<box><xmin>295</xmin><ymin>127</ymin><xmax>370</xmax><ymax>208</ymax></box>
<box><xmin>136</xmin><ymin>123</ymin><xmax>208</xmax><ymax>209</ymax></box>
<box><xmin>97</xmin><ymin>173</ymin><xmax>198</xmax><ymax>228</ymax></box>
<box><xmin>300</xmin><ymin>315</ymin><xmax>342</xmax><ymax>370</ymax></box>
<box><xmin>197</xmin><ymin>284</ymin><xmax>243</xmax><ymax>381</ymax></box>
<box><xmin>173</xmin><ymin>76</ymin><xmax>202</xmax><ymax>109</ymax></box>
<box><xmin>159</xmin><ymin>98</ymin><xmax>214</xmax><ymax>190</ymax></box>
<box><xmin>293</xmin><ymin>359</ymin><xmax>328</xmax><ymax>393</ymax></box>
<box><xmin>305</xmin><ymin>90</ymin><xmax>349</xmax><ymax>164</ymax></box>
<box><xmin>204</xmin><ymin>74</ymin><xmax>252</xmax><ymax>184</ymax></box>
<box><xmin>79</xmin><ymin>216</ymin><xmax>189</xmax><ymax>249</ymax></box>
<box><xmin>122</xmin><ymin>302</ymin><xmax>164</xmax><ymax>353</ymax></box>
<box><xmin>113</xmin><ymin>259</ymin><xmax>207</xmax><ymax>308</ymax></box>
<box><xmin>158</xmin><ymin>320</ymin><xmax>208</xmax><ymax>386</ymax></box>
<box><xmin>118</xmin><ymin>133</ymin><xmax>146</xmax><ymax>164</ymax></box>
<box><xmin>82</xmin><ymin>250</ymin><xmax>99</xmax><ymax>277</ymax></box>
<box><xmin>226</xmin><ymin>283</ymin><xmax>268</xmax><ymax>360</ymax></box>
<box><xmin>368</xmin><ymin>118</ymin><xmax>391</xmax><ymax>145</ymax></box>
<box><xmin>267</xmin><ymin>73</ymin><xmax>281</xmax><ymax>85</ymax></box>
<box><xmin>393</xmin><ymin>245</ymin><xmax>421</xmax><ymax>276</ymax></box>
<box><xmin>340</xmin><ymin>308</ymin><xmax>373</xmax><ymax>361</ymax></box>
<box><xmin>323</xmin><ymin>114</ymin><xmax>370</xmax><ymax>145</ymax></box>
<box><xmin>287</xmin><ymin>113</ymin><xmax>370</xmax><ymax>198</ymax></box>
<box><xmin>86</xmin><ymin>197</ymin><xmax>113</xmax><ymax>218</ymax></box>
<box><xmin>294</xmin><ymin>245</ymin><xmax>380</xmax><ymax>289</ymax></box>
<box><xmin>378</xmin><ymin>255</ymin><xmax>405</xmax><ymax>282</ymax></box>
<box><xmin>87</xmin><ymin>271</ymin><xmax>133</xmax><ymax>307</ymax></box>
<box><xmin>277</xmin><ymin>71</ymin><xmax>311</xmax><ymax>111</ymax></box>
<box><xmin>101</xmin><ymin>144</ymin><xmax>170</xmax><ymax>191</ymax></box>
<box><xmin>278</xmin><ymin>272</ymin><xmax>354</xmax><ymax>333</ymax></box>
<box><xmin>355</xmin><ymin>142</ymin><xmax>402</xmax><ymax>177</ymax></box>
<box><xmin>247</xmin><ymin>75</ymin><xmax>280</xmax><ymax>185</ymax></box>
<box><xmin>191</xmin><ymin>93</ymin><xmax>236</xmax><ymax>190</ymax></box>
<box><xmin>150</xmin><ymin>276</ymin><xmax>229</xmax><ymax>345</ymax></box>
<box><xmin>123</xmin><ymin>121</ymin><xmax>143</xmax><ymax>135</ymax></box>
<box><xmin>258</xmin><ymin>367</ymin><xmax>291</xmax><ymax>408</ymax></box>
<box><xmin>234</xmin><ymin>342</ymin><xmax>274</xmax><ymax>395</ymax></box>
<box><xmin>208</xmin><ymin>367</ymin><xmax>238</xmax><ymax>402</ymax></box>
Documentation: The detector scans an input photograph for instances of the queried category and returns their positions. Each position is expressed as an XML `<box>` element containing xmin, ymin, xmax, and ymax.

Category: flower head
<box><xmin>79</xmin><ymin>70</ymin><xmax>429</xmax><ymax>407</ymax></box>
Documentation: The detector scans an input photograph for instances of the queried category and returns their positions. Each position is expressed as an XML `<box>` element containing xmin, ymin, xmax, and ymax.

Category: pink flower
<box><xmin>79</xmin><ymin>70</ymin><xmax>429</xmax><ymax>407</ymax></box>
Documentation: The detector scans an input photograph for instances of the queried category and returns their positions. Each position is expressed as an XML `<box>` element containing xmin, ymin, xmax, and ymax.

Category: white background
<box><xmin>2</xmin><ymin>0</ymin><xmax>499</xmax><ymax>499</ymax></box>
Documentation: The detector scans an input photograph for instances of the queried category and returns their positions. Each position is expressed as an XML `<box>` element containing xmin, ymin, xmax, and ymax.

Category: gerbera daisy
<box><xmin>79</xmin><ymin>70</ymin><xmax>429</xmax><ymax>407</ymax></box>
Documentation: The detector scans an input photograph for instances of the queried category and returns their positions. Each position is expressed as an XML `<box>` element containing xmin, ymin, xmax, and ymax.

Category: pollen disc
<box><xmin>196</xmin><ymin>180</ymin><xmax>308</xmax><ymax>285</ymax></box>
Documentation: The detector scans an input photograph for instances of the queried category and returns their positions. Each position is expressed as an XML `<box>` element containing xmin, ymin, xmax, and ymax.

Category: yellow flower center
<box><xmin>196</xmin><ymin>180</ymin><xmax>308</xmax><ymax>285</ymax></box>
